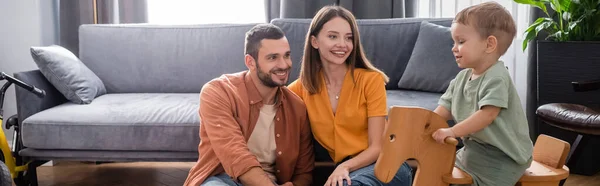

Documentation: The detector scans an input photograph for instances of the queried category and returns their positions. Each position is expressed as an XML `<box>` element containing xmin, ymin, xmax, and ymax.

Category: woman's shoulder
<box><xmin>353</xmin><ymin>68</ymin><xmax>385</xmax><ymax>82</ymax></box>
<box><xmin>286</xmin><ymin>79</ymin><xmax>305</xmax><ymax>98</ymax></box>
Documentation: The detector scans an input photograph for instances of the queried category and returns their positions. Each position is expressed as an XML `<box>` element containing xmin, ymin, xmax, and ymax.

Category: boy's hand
<box><xmin>432</xmin><ymin>128</ymin><xmax>456</xmax><ymax>144</ymax></box>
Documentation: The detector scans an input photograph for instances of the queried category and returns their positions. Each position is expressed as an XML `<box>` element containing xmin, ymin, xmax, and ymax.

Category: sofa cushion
<box><xmin>271</xmin><ymin>18</ymin><xmax>453</xmax><ymax>89</ymax></box>
<box><xmin>30</xmin><ymin>45</ymin><xmax>106</xmax><ymax>104</ymax></box>
<box><xmin>21</xmin><ymin>93</ymin><xmax>200</xmax><ymax>152</ymax></box>
<box><xmin>386</xmin><ymin>90</ymin><xmax>443</xmax><ymax>111</ymax></box>
<box><xmin>78</xmin><ymin>24</ymin><xmax>258</xmax><ymax>94</ymax></box>
<box><xmin>397</xmin><ymin>21</ymin><xmax>461</xmax><ymax>93</ymax></box>
<box><xmin>19</xmin><ymin>149</ymin><xmax>198</xmax><ymax>162</ymax></box>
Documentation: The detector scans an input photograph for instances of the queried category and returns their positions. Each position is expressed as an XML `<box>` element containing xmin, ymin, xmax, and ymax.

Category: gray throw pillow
<box><xmin>30</xmin><ymin>45</ymin><xmax>106</xmax><ymax>104</ymax></box>
<box><xmin>397</xmin><ymin>21</ymin><xmax>461</xmax><ymax>93</ymax></box>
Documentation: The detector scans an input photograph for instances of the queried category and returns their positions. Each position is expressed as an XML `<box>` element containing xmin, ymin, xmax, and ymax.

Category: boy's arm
<box><xmin>433</xmin><ymin>77</ymin><xmax>508</xmax><ymax>143</ymax></box>
<box><xmin>200</xmin><ymin>82</ymin><xmax>275</xmax><ymax>186</ymax></box>
<box><xmin>434</xmin><ymin>105</ymin><xmax>452</xmax><ymax>121</ymax></box>
<box><xmin>436</xmin><ymin>78</ymin><xmax>456</xmax><ymax>121</ymax></box>
<box><xmin>433</xmin><ymin>106</ymin><xmax>501</xmax><ymax>143</ymax></box>
<box><xmin>449</xmin><ymin>105</ymin><xmax>501</xmax><ymax>136</ymax></box>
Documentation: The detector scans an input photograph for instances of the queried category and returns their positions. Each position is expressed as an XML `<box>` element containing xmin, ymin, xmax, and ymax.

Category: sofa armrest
<box><xmin>14</xmin><ymin>70</ymin><xmax>67</xmax><ymax>123</ymax></box>
<box><xmin>572</xmin><ymin>79</ymin><xmax>600</xmax><ymax>92</ymax></box>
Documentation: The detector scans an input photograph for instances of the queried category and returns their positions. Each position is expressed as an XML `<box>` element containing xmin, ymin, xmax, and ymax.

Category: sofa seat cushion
<box><xmin>386</xmin><ymin>90</ymin><xmax>443</xmax><ymax>111</ymax></box>
<box><xmin>21</xmin><ymin>93</ymin><xmax>200</xmax><ymax>152</ymax></box>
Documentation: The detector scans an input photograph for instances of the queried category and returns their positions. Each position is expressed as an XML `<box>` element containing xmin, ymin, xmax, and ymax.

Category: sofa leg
<box><xmin>21</xmin><ymin>160</ymin><xmax>45</xmax><ymax>186</ymax></box>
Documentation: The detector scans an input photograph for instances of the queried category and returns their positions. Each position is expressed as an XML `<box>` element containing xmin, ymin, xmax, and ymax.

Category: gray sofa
<box><xmin>14</xmin><ymin>17</ymin><xmax>456</xmax><ymax>181</ymax></box>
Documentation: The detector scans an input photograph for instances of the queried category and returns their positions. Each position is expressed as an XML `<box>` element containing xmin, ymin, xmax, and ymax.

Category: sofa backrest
<box><xmin>271</xmin><ymin>18</ymin><xmax>453</xmax><ymax>90</ymax></box>
<box><xmin>79</xmin><ymin>24</ymin><xmax>258</xmax><ymax>93</ymax></box>
<box><xmin>79</xmin><ymin>18</ymin><xmax>453</xmax><ymax>93</ymax></box>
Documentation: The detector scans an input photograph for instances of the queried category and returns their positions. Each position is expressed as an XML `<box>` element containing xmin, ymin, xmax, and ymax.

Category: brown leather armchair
<box><xmin>536</xmin><ymin>79</ymin><xmax>600</xmax><ymax>185</ymax></box>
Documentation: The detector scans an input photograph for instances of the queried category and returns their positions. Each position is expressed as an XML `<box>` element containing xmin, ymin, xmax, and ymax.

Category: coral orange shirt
<box><xmin>184</xmin><ymin>71</ymin><xmax>314</xmax><ymax>186</ymax></box>
<box><xmin>288</xmin><ymin>68</ymin><xmax>388</xmax><ymax>163</ymax></box>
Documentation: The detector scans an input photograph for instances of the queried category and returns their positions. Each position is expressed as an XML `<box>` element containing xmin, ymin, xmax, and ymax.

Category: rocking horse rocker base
<box><xmin>374</xmin><ymin>106</ymin><xmax>570</xmax><ymax>186</ymax></box>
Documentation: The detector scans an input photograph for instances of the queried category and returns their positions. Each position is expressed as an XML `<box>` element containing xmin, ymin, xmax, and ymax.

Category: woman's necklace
<box><xmin>327</xmin><ymin>84</ymin><xmax>341</xmax><ymax>100</ymax></box>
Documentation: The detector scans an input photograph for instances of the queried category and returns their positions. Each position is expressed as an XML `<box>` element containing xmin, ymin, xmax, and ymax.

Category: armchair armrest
<box><xmin>14</xmin><ymin>70</ymin><xmax>67</xmax><ymax>124</ymax></box>
<box><xmin>572</xmin><ymin>79</ymin><xmax>600</xmax><ymax>92</ymax></box>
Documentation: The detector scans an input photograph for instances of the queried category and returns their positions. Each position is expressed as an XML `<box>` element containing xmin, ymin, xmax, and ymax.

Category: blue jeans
<box><xmin>341</xmin><ymin>162</ymin><xmax>413</xmax><ymax>186</ymax></box>
<box><xmin>200</xmin><ymin>173</ymin><xmax>242</xmax><ymax>186</ymax></box>
<box><xmin>201</xmin><ymin>163</ymin><xmax>412</xmax><ymax>186</ymax></box>
<box><xmin>201</xmin><ymin>173</ymin><xmax>278</xmax><ymax>186</ymax></box>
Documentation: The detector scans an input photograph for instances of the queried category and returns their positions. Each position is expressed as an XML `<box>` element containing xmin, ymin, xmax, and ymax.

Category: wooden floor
<box><xmin>24</xmin><ymin>161</ymin><xmax>600</xmax><ymax>186</ymax></box>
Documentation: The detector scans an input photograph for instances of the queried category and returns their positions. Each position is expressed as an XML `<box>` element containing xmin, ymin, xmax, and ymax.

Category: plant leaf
<box><xmin>536</xmin><ymin>21</ymin><xmax>555</xmax><ymax>33</ymax></box>
<box><xmin>523</xmin><ymin>28</ymin><xmax>539</xmax><ymax>51</ymax></box>
<box><xmin>569</xmin><ymin>19</ymin><xmax>581</xmax><ymax>30</ymax></box>
<box><xmin>558</xmin><ymin>0</ymin><xmax>571</xmax><ymax>12</ymax></box>
<box><xmin>521</xmin><ymin>17</ymin><xmax>552</xmax><ymax>51</ymax></box>
<box><xmin>550</xmin><ymin>0</ymin><xmax>561</xmax><ymax>12</ymax></box>
<box><xmin>563</xmin><ymin>11</ymin><xmax>571</xmax><ymax>20</ymax></box>
<box><xmin>548</xmin><ymin>31</ymin><xmax>565</xmax><ymax>41</ymax></box>
<box><xmin>526</xmin><ymin>17</ymin><xmax>548</xmax><ymax>32</ymax></box>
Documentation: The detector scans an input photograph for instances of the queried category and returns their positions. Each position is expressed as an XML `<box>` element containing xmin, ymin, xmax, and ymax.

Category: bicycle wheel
<box><xmin>0</xmin><ymin>161</ymin><xmax>12</xmax><ymax>186</ymax></box>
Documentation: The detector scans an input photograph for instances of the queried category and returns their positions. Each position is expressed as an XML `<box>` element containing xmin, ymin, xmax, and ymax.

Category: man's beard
<box><xmin>256</xmin><ymin>61</ymin><xmax>290</xmax><ymax>88</ymax></box>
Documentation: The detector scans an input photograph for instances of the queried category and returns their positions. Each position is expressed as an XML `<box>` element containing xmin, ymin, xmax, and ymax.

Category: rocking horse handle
<box><xmin>444</xmin><ymin>137</ymin><xmax>458</xmax><ymax>146</ymax></box>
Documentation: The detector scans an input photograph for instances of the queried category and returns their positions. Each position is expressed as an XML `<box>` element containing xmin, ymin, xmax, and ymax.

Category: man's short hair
<box><xmin>244</xmin><ymin>24</ymin><xmax>285</xmax><ymax>60</ymax></box>
<box><xmin>454</xmin><ymin>1</ymin><xmax>516</xmax><ymax>56</ymax></box>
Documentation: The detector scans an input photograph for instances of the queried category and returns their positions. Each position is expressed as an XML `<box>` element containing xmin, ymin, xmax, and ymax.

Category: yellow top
<box><xmin>288</xmin><ymin>68</ymin><xmax>388</xmax><ymax>163</ymax></box>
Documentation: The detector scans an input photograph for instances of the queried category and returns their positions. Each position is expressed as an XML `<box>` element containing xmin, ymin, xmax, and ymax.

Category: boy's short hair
<box><xmin>454</xmin><ymin>1</ymin><xmax>516</xmax><ymax>56</ymax></box>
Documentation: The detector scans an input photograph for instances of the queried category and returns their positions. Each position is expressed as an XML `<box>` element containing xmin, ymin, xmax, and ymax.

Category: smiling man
<box><xmin>184</xmin><ymin>24</ymin><xmax>314</xmax><ymax>186</ymax></box>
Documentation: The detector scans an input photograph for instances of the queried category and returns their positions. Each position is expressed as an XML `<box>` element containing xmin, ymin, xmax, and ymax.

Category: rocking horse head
<box><xmin>374</xmin><ymin>106</ymin><xmax>458</xmax><ymax>186</ymax></box>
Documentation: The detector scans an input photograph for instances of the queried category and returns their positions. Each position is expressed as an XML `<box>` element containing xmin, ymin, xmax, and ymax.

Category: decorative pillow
<box><xmin>397</xmin><ymin>21</ymin><xmax>462</xmax><ymax>93</ymax></box>
<box><xmin>30</xmin><ymin>45</ymin><xmax>106</xmax><ymax>104</ymax></box>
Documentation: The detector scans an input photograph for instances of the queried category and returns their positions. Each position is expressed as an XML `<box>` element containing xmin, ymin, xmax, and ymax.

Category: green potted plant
<box><xmin>517</xmin><ymin>0</ymin><xmax>600</xmax><ymax>50</ymax></box>
<box><xmin>514</xmin><ymin>0</ymin><xmax>600</xmax><ymax>176</ymax></box>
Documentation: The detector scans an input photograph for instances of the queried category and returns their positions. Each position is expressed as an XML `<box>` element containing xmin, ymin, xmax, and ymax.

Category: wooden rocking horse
<box><xmin>374</xmin><ymin>106</ymin><xmax>571</xmax><ymax>186</ymax></box>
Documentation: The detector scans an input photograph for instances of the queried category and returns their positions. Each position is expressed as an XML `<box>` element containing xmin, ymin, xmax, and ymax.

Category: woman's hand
<box><xmin>325</xmin><ymin>164</ymin><xmax>351</xmax><ymax>186</ymax></box>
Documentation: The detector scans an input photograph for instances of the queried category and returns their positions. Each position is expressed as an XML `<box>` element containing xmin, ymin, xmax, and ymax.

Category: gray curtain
<box><xmin>59</xmin><ymin>0</ymin><xmax>147</xmax><ymax>56</ymax></box>
<box><xmin>265</xmin><ymin>0</ymin><xmax>417</xmax><ymax>22</ymax></box>
<box><xmin>117</xmin><ymin>0</ymin><xmax>148</xmax><ymax>24</ymax></box>
<box><xmin>59</xmin><ymin>0</ymin><xmax>95</xmax><ymax>57</ymax></box>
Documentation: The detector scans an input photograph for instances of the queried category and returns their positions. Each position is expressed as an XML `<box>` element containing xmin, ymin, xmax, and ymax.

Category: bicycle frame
<box><xmin>0</xmin><ymin>120</ymin><xmax>28</xmax><ymax>179</ymax></box>
<box><xmin>0</xmin><ymin>80</ymin><xmax>30</xmax><ymax>179</ymax></box>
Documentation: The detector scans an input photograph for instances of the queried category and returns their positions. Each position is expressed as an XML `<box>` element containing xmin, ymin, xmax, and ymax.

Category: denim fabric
<box><xmin>342</xmin><ymin>162</ymin><xmax>413</xmax><ymax>186</ymax></box>
<box><xmin>201</xmin><ymin>173</ymin><xmax>279</xmax><ymax>186</ymax></box>
<box><xmin>200</xmin><ymin>174</ymin><xmax>242</xmax><ymax>186</ymax></box>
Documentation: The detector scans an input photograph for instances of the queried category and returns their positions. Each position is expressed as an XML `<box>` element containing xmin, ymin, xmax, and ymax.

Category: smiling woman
<box><xmin>147</xmin><ymin>0</ymin><xmax>266</xmax><ymax>24</ymax></box>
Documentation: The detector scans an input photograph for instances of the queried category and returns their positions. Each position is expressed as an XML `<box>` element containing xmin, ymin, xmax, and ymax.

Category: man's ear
<box><xmin>486</xmin><ymin>35</ymin><xmax>498</xmax><ymax>54</ymax></box>
<box><xmin>245</xmin><ymin>54</ymin><xmax>256</xmax><ymax>70</ymax></box>
<box><xmin>310</xmin><ymin>35</ymin><xmax>319</xmax><ymax>49</ymax></box>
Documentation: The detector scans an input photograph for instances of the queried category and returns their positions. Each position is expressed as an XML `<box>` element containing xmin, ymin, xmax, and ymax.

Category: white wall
<box><xmin>0</xmin><ymin>0</ymin><xmax>58</xmax><ymax>134</ymax></box>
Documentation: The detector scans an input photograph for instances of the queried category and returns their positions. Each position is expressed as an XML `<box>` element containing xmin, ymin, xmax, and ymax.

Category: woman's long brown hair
<box><xmin>299</xmin><ymin>5</ymin><xmax>389</xmax><ymax>94</ymax></box>
<box><xmin>299</xmin><ymin>6</ymin><xmax>389</xmax><ymax>94</ymax></box>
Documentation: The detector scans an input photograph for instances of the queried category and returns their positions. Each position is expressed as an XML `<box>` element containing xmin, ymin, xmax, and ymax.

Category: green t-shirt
<box><xmin>439</xmin><ymin>61</ymin><xmax>533</xmax><ymax>165</ymax></box>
